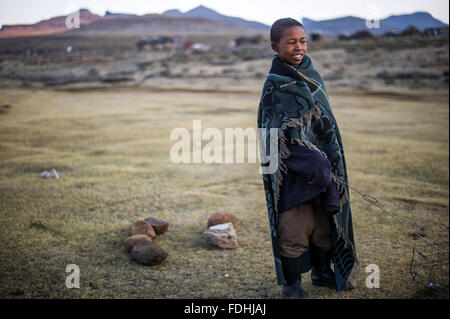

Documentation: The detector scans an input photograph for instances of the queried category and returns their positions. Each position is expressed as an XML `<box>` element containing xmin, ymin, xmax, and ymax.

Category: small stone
<box><xmin>129</xmin><ymin>220</ymin><xmax>156</xmax><ymax>239</ymax></box>
<box><xmin>144</xmin><ymin>216</ymin><xmax>169</xmax><ymax>235</ymax></box>
<box><xmin>123</xmin><ymin>234</ymin><xmax>152</xmax><ymax>252</ymax></box>
<box><xmin>131</xmin><ymin>242</ymin><xmax>168</xmax><ymax>266</ymax></box>
<box><xmin>203</xmin><ymin>222</ymin><xmax>238</xmax><ymax>249</ymax></box>
<box><xmin>52</xmin><ymin>169</ymin><xmax>59</xmax><ymax>179</ymax></box>
<box><xmin>41</xmin><ymin>171</ymin><xmax>50</xmax><ymax>178</ymax></box>
<box><xmin>207</xmin><ymin>211</ymin><xmax>237</xmax><ymax>228</ymax></box>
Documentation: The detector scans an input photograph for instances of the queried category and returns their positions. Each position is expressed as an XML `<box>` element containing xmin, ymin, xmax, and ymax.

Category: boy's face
<box><xmin>271</xmin><ymin>26</ymin><xmax>307</xmax><ymax>67</ymax></box>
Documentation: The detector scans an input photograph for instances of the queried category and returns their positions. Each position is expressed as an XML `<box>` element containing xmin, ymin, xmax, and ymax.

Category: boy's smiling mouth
<box><xmin>293</xmin><ymin>54</ymin><xmax>304</xmax><ymax>62</ymax></box>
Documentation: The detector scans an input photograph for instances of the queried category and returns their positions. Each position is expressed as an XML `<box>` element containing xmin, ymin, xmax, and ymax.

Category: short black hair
<box><xmin>270</xmin><ymin>18</ymin><xmax>304</xmax><ymax>43</ymax></box>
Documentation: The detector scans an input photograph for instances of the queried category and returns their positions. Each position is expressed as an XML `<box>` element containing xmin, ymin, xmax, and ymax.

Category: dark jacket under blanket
<box><xmin>278</xmin><ymin>140</ymin><xmax>340</xmax><ymax>215</ymax></box>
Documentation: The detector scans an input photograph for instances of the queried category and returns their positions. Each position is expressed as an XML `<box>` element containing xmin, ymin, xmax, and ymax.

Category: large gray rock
<box><xmin>203</xmin><ymin>222</ymin><xmax>238</xmax><ymax>249</ymax></box>
<box><xmin>130</xmin><ymin>242</ymin><xmax>168</xmax><ymax>266</ymax></box>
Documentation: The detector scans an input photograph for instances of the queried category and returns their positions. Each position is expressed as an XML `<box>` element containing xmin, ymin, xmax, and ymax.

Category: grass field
<box><xmin>0</xmin><ymin>85</ymin><xmax>448</xmax><ymax>298</ymax></box>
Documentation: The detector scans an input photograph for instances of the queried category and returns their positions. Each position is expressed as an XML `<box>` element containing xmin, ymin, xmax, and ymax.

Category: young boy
<box><xmin>257</xmin><ymin>18</ymin><xmax>358</xmax><ymax>298</ymax></box>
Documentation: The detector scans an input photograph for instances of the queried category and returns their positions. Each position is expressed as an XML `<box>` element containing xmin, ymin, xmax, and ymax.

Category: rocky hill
<box><xmin>65</xmin><ymin>13</ymin><xmax>262</xmax><ymax>36</ymax></box>
<box><xmin>0</xmin><ymin>8</ymin><xmax>102</xmax><ymax>38</ymax></box>
<box><xmin>0</xmin><ymin>7</ymin><xmax>263</xmax><ymax>39</ymax></box>
<box><xmin>164</xmin><ymin>5</ymin><xmax>270</xmax><ymax>31</ymax></box>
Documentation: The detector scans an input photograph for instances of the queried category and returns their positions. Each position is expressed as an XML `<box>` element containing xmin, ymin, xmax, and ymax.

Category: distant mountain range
<box><xmin>163</xmin><ymin>5</ymin><xmax>269</xmax><ymax>31</ymax></box>
<box><xmin>64</xmin><ymin>13</ymin><xmax>260</xmax><ymax>36</ymax></box>
<box><xmin>0</xmin><ymin>6</ymin><xmax>262</xmax><ymax>38</ymax></box>
<box><xmin>0</xmin><ymin>5</ymin><xmax>447</xmax><ymax>39</ymax></box>
<box><xmin>303</xmin><ymin>11</ymin><xmax>448</xmax><ymax>35</ymax></box>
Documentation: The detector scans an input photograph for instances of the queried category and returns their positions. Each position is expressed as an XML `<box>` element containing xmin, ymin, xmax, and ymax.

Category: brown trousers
<box><xmin>277</xmin><ymin>202</ymin><xmax>332</xmax><ymax>258</ymax></box>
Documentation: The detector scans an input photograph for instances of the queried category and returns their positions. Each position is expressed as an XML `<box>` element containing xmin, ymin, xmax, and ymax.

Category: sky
<box><xmin>0</xmin><ymin>0</ymin><xmax>448</xmax><ymax>28</ymax></box>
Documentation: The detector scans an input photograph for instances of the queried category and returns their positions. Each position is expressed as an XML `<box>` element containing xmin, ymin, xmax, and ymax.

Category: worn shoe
<box><xmin>310</xmin><ymin>245</ymin><xmax>337</xmax><ymax>289</ymax></box>
<box><xmin>311</xmin><ymin>268</ymin><xmax>337</xmax><ymax>289</ymax></box>
<box><xmin>282</xmin><ymin>279</ymin><xmax>308</xmax><ymax>299</ymax></box>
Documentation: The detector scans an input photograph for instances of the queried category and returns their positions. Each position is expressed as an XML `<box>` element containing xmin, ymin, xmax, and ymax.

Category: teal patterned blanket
<box><xmin>257</xmin><ymin>53</ymin><xmax>359</xmax><ymax>291</ymax></box>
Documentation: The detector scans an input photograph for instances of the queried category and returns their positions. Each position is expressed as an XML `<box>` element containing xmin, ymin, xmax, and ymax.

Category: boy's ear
<box><xmin>271</xmin><ymin>42</ymin><xmax>278</xmax><ymax>52</ymax></box>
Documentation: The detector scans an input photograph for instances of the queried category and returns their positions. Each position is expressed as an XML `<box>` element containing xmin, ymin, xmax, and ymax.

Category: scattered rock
<box><xmin>376</xmin><ymin>70</ymin><xmax>442</xmax><ymax>85</ymax></box>
<box><xmin>131</xmin><ymin>242</ymin><xmax>168</xmax><ymax>265</ymax></box>
<box><xmin>124</xmin><ymin>219</ymin><xmax>169</xmax><ymax>266</ymax></box>
<box><xmin>207</xmin><ymin>211</ymin><xmax>237</xmax><ymax>228</ymax></box>
<box><xmin>221</xmin><ymin>68</ymin><xmax>240</xmax><ymax>74</ymax></box>
<box><xmin>123</xmin><ymin>234</ymin><xmax>152</xmax><ymax>252</ymax></box>
<box><xmin>144</xmin><ymin>216</ymin><xmax>169</xmax><ymax>235</ymax></box>
<box><xmin>101</xmin><ymin>70</ymin><xmax>134</xmax><ymax>83</ymax></box>
<box><xmin>204</xmin><ymin>222</ymin><xmax>238</xmax><ymax>249</ymax></box>
<box><xmin>52</xmin><ymin>169</ymin><xmax>59</xmax><ymax>179</ymax></box>
<box><xmin>0</xmin><ymin>104</ymin><xmax>11</xmax><ymax>114</ymax></box>
<box><xmin>211</xmin><ymin>60</ymin><xmax>234</xmax><ymax>66</ymax></box>
<box><xmin>129</xmin><ymin>220</ymin><xmax>156</xmax><ymax>239</ymax></box>
<box><xmin>88</xmin><ymin>68</ymin><xmax>99</xmax><ymax>77</ymax></box>
<box><xmin>41</xmin><ymin>168</ymin><xmax>60</xmax><ymax>179</ymax></box>
<box><xmin>323</xmin><ymin>69</ymin><xmax>344</xmax><ymax>81</ymax></box>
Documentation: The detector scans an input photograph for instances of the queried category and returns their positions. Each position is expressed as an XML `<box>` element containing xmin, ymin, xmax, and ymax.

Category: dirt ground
<box><xmin>0</xmin><ymin>85</ymin><xmax>448</xmax><ymax>298</ymax></box>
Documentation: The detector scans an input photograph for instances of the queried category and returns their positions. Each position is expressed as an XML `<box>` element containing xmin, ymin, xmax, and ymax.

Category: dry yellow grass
<box><xmin>0</xmin><ymin>86</ymin><xmax>448</xmax><ymax>298</ymax></box>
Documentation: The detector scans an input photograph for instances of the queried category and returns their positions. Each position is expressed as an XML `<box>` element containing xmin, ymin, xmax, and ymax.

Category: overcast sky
<box><xmin>0</xmin><ymin>0</ymin><xmax>448</xmax><ymax>27</ymax></box>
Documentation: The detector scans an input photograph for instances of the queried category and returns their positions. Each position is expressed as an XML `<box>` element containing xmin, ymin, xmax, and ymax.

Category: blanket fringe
<box><xmin>332</xmin><ymin>175</ymin><xmax>360</xmax><ymax>290</ymax></box>
<box><xmin>332</xmin><ymin>174</ymin><xmax>350</xmax><ymax>214</ymax></box>
<box><xmin>334</xmin><ymin>216</ymin><xmax>361</xmax><ymax>290</ymax></box>
<box><xmin>273</xmin><ymin>106</ymin><xmax>323</xmax><ymax>219</ymax></box>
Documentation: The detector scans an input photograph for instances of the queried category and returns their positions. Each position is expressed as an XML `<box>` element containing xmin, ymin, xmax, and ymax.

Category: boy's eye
<box><xmin>287</xmin><ymin>40</ymin><xmax>306</xmax><ymax>45</ymax></box>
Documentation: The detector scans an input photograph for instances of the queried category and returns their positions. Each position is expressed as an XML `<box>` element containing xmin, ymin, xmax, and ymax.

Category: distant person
<box><xmin>257</xmin><ymin>18</ymin><xmax>358</xmax><ymax>298</ymax></box>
